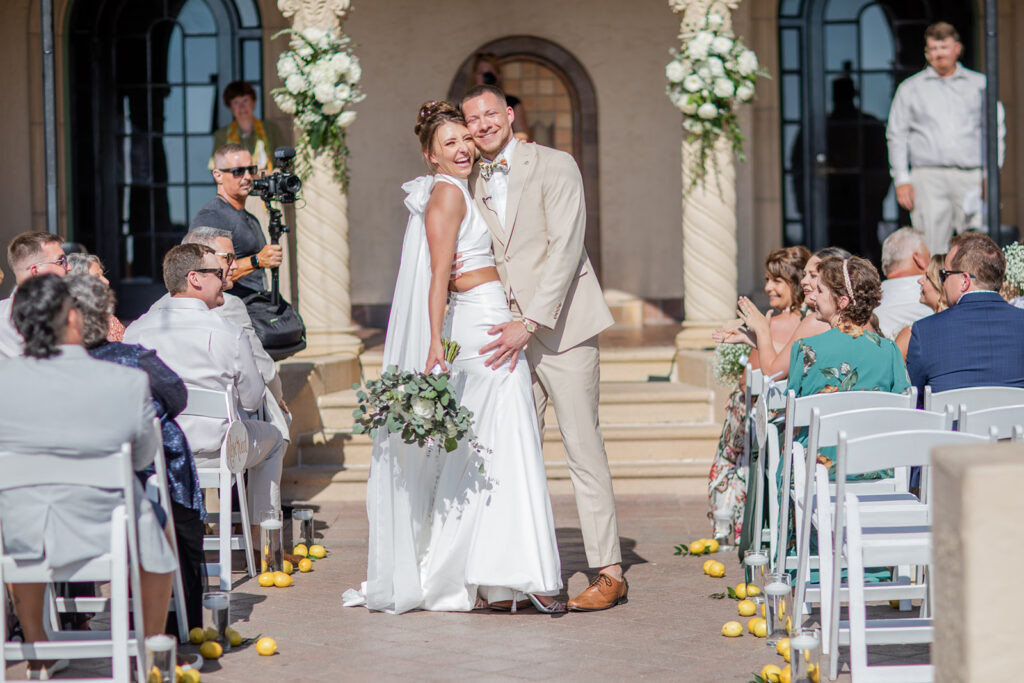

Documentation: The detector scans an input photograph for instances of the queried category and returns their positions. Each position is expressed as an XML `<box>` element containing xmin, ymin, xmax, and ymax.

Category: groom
<box><xmin>461</xmin><ymin>85</ymin><xmax>626</xmax><ymax>611</ymax></box>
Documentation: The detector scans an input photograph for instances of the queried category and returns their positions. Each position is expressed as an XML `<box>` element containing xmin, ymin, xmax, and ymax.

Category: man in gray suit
<box><xmin>0</xmin><ymin>274</ymin><xmax>175</xmax><ymax>678</ymax></box>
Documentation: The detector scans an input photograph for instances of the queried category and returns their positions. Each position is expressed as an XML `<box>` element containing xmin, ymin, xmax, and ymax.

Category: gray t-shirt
<box><xmin>190</xmin><ymin>196</ymin><xmax>267</xmax><ymax>292</ymax></box>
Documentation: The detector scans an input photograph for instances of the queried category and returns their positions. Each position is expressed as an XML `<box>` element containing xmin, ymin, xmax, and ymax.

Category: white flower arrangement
<box><xmin>1003</xmin><ymin>242</ymin><xmax>1024</xmax><ymax>296</ymax></box>
<box><xmin>712</xmin><ymin>342</ymin><xmax>748</xmax><ymax>386</ymax></box>
<box><xmin>665</xmin><ymin>9</ymin><xmax>769</xmax><ymax>193</ymax></box>
<box><xmin>272</xmin><ymin>27</ymin><xmax>366</xmax><ymax>191</ymax></box>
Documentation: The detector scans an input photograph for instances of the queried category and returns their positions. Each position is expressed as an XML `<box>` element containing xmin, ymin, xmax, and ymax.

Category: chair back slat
<box><xmin>182</xmin><ymin>386</ymin><xmax>234</xmax><ymax>420</ymax></box>
<box><xmin>789</xmin><ymin>389</ymin><xmax>916</xmax><ymax>427</ymax></box>
<box><xmin>959</xmin><ymin>404</ymin><xmax>1024</xmax><ymax>439</ymax></box>
<box><xmin>0</xmin><ymin>445</ymin><xmax>132</xmax><ymax>491</ymax></box>
<box><xmin>837</xmin><ymin>430</ymin><xmax>990</xmax><ymax>477</ymax></box>
<box><xmin>927</xmin><ymin>385</ymin><xmax>1024</xmax><ymax>413</ymax></box>
<box><xmin>815</xmin><ymin>407</ymin><xmax>953</xmax><ymax>449</ymax></box>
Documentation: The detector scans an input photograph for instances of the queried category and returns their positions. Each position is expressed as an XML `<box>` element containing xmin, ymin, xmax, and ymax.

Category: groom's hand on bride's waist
<box><xmin>481</xmin><ymin>320</ymin><xmax>533</xmax><ymax>371</ymax></box>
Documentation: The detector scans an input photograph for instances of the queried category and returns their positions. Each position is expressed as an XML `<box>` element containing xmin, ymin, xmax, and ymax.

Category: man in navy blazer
<box><xmin>907</xmin><ymin>232</ymin><xmax>1024</xmax><ymax>395</ymax></box>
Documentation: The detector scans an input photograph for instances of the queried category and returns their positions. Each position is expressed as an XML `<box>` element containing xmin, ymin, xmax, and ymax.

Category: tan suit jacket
<box><xmin>471</xmin><ymin>143</ymin><xmax>613</xmax><ymax>352</ymax></box>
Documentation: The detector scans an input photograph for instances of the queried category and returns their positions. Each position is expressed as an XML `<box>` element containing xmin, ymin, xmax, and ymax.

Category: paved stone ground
<box><xmin>5</xmin><ymin>493</ymin><xmax>928</xmax><ymax>681</ymax></box>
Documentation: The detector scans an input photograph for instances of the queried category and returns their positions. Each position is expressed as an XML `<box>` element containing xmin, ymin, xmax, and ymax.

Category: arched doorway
<box><xmin>779</xmin><ymin>0</ymin><xmax>975</xmax><ymax>263</ymax></box>
<box><xmin>448</xmin><ymin>36</ymin><xmax>602</xmax><ymax>280</ymax></box>
<box><xmin>68</xmin><ymin>0</ymin><xmax>263</xmax><ymax>316</ymax></box>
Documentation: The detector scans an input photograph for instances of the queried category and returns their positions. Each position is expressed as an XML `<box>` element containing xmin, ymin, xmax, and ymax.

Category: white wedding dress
<box><xmin>342</xmin><ymin>173</ymin><xmax>561</xmax><ymax>613</ymax></box>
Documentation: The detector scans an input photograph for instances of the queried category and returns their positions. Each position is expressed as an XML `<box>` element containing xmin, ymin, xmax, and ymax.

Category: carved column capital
<box><xmin>278</xmin><ymin>0</ymin><xmax>351</xmax><ymax>31</ymax></box>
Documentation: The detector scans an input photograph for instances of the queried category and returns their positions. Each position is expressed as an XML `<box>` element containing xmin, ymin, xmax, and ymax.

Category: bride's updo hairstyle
<box><xmin>816</xmin><ymin>255</ymin><xmax>881</xmax><ymax>326</ymax></box>
<box><xmin>415</xmin><ymin>100</ymin><xmax>465</xmax><ymax>165</ymax></box>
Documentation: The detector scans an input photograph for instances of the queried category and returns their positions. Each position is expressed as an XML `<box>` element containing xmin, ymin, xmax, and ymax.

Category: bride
<box><xmin>343</xmin><ymin>101</ymin><xmax>563</xmax><ymax>614</ymax></box>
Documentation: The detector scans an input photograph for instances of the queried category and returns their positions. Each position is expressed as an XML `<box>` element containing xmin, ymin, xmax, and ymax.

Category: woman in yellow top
<box><xmin>209</xmin><ymin>81</ymin><xmax>284</xmax><ymax>171</ymax></box>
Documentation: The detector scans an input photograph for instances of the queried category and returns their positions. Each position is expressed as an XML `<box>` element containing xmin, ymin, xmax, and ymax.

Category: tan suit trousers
<box><xmin>525</xmin><ymin>335</ymin><xmax>622</xmax><ymax>567</ymax></box>
<box><xmin>909</xmin><ymin>166</ymin><xmax>983</xmax><ymax>255</ymax></box>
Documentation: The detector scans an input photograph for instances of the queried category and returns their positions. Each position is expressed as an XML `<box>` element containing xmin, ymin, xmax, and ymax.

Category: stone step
<box><xmin>318</xmin><ymin>380</ymin><xmax>714</xmax><ymax>431</ymax></box>
<box><xmin>357</xmin><ymin>345</ymin><xmax>679</xmax><ymax>384</ymax></box>
<box><xmin>294</xmin><ymin>421</ymin><xmax>719</xmax><ymax>469</ymax></box>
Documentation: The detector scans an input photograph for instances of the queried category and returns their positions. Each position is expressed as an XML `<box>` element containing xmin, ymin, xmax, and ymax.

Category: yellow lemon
<box><xmin>747</xmin><ymin>616</ymin><xmax>765</xmax><ymax>634</ymax></box>
<box><xmin>309</xmin><ymin>544</ymin><xmax>327</xmax><ymax>559</ymax></box>
<box><xmin>721</xmin><ymin>620</ymin><xmax>743</xmax><ymax>637</ymax></box>
<box><xmin>779</xmin><ymin>665</ymin><xmax>792</xmax><ymax>683</ymax></box>
<box><xmin>689</xmin><ymin>540</ymin><xmax>707</xmax><ymax>555</ymax></box>
<box><xmin>255</xmin><ymin>636</ymin><xmax>277</xmax><ymax>656</ymax></box>
<box><xmin>298</xmin><ymin>558</ymin><xmax>313</xmax><ymax>573</ymax></box>
<box><xmin>746</xmin><ymin>584</ymin><xmax>761</xmax><ymax>597</ymax></box>
<box><xmin>293</xmin><ymin>544</ymin><xmax>309</xmax><ymax>557</ymax></box>
<box><xmin>734</xmin><ymin>583</ymin><xmax>747</xmax><ymax>599</ymax></box>
<box><xmin>148</xmin><ymin>666</ymin><xmax>162</xmax><ymax>683</ymax></box>
<box><xmin>786</xmin><ymin>616</ymin><xmax>793</xmax><ymax>632</ymax></box>
<box><xmin>182</xmin><ymin>670</ymin><xmax>200</xmax><ymax>683</ymax></box>
<box><xmin>282</xmin><ymin>560</ymin><xmax>294</xmax><ymax>575</ymax></box>
<box><xmin>203</xmin><ymin>627</ymin><xmax>218</xmax><ymax>642</ymax></box>
<box><xmin>707</xmin><ymin>561</ymin><xmax>726</xmax><ymax>578</ymax></box>
<box><xmin>761</xmin><ymin>602</ymin><xmax>766</xmax><ymax>618</ymax></box>
<box><xmin>175</xmin><ymin>665</ymin><xmax>184</xmax><ymax>683</ymax></box>
<box><xmin>199</xmin><ymin>640</ymin><xmax>222</xmax><ymax>660</ymax></box>
<box><xmin>752</xmin><ymin>620</ymin><xmax>768</xmax><ymax>638</ymax></box>
<box><xmin>227</xmin><ymin>627</ymin><xmax>242</xmax><ymax>647</ymax></box>
<box><xmin>737</xmin><ymin>599</ymin><xmax>757</xmax><ymax>617</ymax></box>
<box><xmin>257</xmin><ymin>572</ymin><xmax>275</xmax><ymax>587</ymax></box>
<box><xmin>705</xmin><ymin>538</ymin><xmax>720</xmax><ymax>553</ymax></box>
<box><xmin>188</xmin><ymin>627</ymin><xmax>204</xmax><ymax>644</ymax></box>
<box><xmin>775</xmin><ymin>637</ymin><xmax>791</xmax><ymax>657</ymax></box>
<box><xmin>760</xmin><ymin>664</ymin><xmax>783</xmax><ymax>682</ymax></box>
<box><xmin>261</xmin><ymin>559</ymin><xmax>267</xmax><ymax>573</ymax></box>
<box><xmin>808</xmin><ymin>663</ymin><xmax>820</xmax><ymax>682</ymax></box>
<box><xmin>273</xmin><ymin>572</ymin><xmax>293</xmax><ymax>588</ymax></box>
<box><xmin>703</xmin><ymin>559</ymin><xmax>716</xmax><ymax>573</ymax></box>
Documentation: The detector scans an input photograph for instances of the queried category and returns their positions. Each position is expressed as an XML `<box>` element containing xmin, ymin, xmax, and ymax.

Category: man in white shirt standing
<box><xmin>0</xmin><ymin>232</ymin><xmax>70</xmax><ymax>358</ymax></box>
<box><xmin>886</xmin><ymin>21</ymin><xmax>1002</xmax><ymax>255</ymax></box>
<box><xmin>874</xmin><ymin>227</ymin><xmax>934</xmax><ymax>338</ymax></box>
<box><xmin>124</xmin><ymin>243</ymin><xmax>286</xmax><ymax>547</ymax></box>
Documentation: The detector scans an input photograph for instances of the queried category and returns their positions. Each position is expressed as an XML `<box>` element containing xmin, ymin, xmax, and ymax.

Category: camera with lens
<box><xmin>251</xmin><ymin>146</ymin><xmax>302</xmax><ymax>204</ymax></box>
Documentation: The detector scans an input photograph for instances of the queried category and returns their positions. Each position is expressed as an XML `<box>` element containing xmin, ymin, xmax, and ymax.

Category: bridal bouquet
<box><xmin>352</xmin><ymin>339</ymin><xmax>481</xmax><ymax>453</ymax></box>
<box><xmin>712</xmin><ymin>342</ymin><xmax>748</xmax><ymax>386</ymax></box>
<box><xmin>272</xmin><ymin>27</ymin><xmax>365</xmax><ymax>190</ymax></box>
<box><xmin>665</xmin><ymin>8</ymin><xmax>769</xmax><ymax>192</ymax></box>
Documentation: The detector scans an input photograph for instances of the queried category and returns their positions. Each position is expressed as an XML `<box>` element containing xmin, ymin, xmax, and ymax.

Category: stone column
<box><xmin>672</xmin><ymin>0</ymin><xmax>741</xmax><ymax>351</ymax></box>
<box><xmin>278</xmin><ymin>0</ymin><xmax>362</xmax><ymax>356</ymax></box>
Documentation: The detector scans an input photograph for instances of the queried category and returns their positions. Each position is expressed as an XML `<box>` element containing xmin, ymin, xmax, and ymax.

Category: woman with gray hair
<box><xmin>67</xmin><ymin>253</ymin><xmax>125</xmax><ymax>341</ymax></box>
<box><xmin>66</xmin><ymin>273</ymin><xmax>207</xmax><ymax>635</ymax></box>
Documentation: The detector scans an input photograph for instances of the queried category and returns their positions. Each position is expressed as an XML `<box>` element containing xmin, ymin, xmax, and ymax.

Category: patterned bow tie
<box><xmin>480</xmin><ymin>158</ymin><xmax>509</xmax><ymax>181</ymax></box>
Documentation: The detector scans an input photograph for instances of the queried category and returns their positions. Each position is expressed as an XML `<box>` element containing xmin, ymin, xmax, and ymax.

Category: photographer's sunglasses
<box><xmin>218</xmin><ymin>165</ymin><xmax>258</xmax><ymax>178</ymax></box>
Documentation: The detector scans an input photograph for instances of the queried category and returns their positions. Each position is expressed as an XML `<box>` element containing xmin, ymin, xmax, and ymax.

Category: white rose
<box><xmin>302</xmin><ymin>28</ymin><xmax>325</xmax><ymax>44</ymax></box>
<box><xmin>348</xmin><ymin>59</ymin><xmax>362</xmax><ymax>83</ymax></box>
<box><xmin>334</xmin><ymin>83</ymin><xmax>352</xmax><ymax>102</ymax></box>
<box><xmin>665</xmin><ymin>61</ymin><xmax>687</xmax><ymax>83</ymax></box>
<box><xmin>296</xmin><ymin>43</ymin><xmax>313</xmax><ymax>59</ymax></box>
<box><xmin>285</xmin><ymin>74</ymin><xmax>306</xmax><ymax>94</ymax></box>
<box><xmin>411</xmin><ymin>397</ymin><xmax>433</xmax><ymax>420</ymax></box>
<box><xmin>736</xmin><ymin>82</ymin><xmax>755</xmax><ymax>102</ymax></box>
<box><xmin>706</xmin><ymin>13</ymin><xmax>725</xmax><ymax>30</ymax></box>
<box><xmin>698</xmin><ymin>67</ymin><xmax>712</xmax><ymax>82</ymax></box>
<box><xmin>322</xmin><ymin>101</ymin><xmax>342</xmax><ymax>115</ymax></box>
<box><xmin>687</xmin><ymin>42</ymin><xmax>709</xmax><ymax>61</ymax></box>
<box><xmin>337</xmin><ymin>110</ymin><xmax>357</xmax><ymax>128</ymax></box>
<box><xmin>737</xmin><ymin>49</ymin><xmax>759</xmax><ymax>76</ymax></box>
<box><xmin>299</xmin><ymin>110</ymin><xmax>320</xmax><ymax>127</ymax></box>
<box><xmin>314</xmin><ymin>83</ymin><xmax>336</xmax><ymax>104</ymax></box>
<box><xmin>277</xmin><ymin>53</ymin><xmax>298</xmax><ymax>79</ymax></box>
<box><xmin>273</xmin><ymin>92</ymin><xmax>297</xmax><ymax>115</ymax></box>
<box><xmin>708</xmin><ymin>57</ymin><xmax>725</xmax><ymax>77</ymax></box>
<box><xmin>679</xmin><ymin>96</ymin><xmax>698</xmax><ymax>115</ymax></box>
<box><xmin>683</xmin><ymin>74</ymin><xmax>704</xmax><ymax>93</ymax></box>
<box><xmin>329</xmin><ymin>52</ymin><xmax>352</xmax><ymax>75</ymax></box>
<box><xmin>683</xmin><ymin>118</ymin><xmax>702</xmax><ymax>133</ymax></box>
<box><xmin>309</xmin><ymin>63</ymin><xmax>334</xmax><ymax>86</ymax></box>
<box><xmin>711</xmin><ymin>36</ymin><xmax>733</xmax><ymax>55</ymax></box>
<box><xmin>697</xmin><ymin>102</ymin><xmax>718</xmax><ymax>120</ymax></box>
<box><xmin>713</xmin><ymin>78</ymin><xmax>735</xmax><ymax>98</ymax></box>
<box><xmin>694</xmin><ymin>31</ymin><xmax>714</xmax><ymax>45</ymax></box>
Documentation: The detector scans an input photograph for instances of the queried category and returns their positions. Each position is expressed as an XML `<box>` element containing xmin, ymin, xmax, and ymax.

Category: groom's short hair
<box><xmin>462</xmin><ymin>84</ymin><xmax>507</xmax><ymax>109</ymax></box>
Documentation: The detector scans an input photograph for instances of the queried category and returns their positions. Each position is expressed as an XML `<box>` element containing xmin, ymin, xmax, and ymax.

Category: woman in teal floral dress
<box><xmin>707</xmin><ymin>247</ymin><xmax>809</xmax><ymax>543</ymax></box>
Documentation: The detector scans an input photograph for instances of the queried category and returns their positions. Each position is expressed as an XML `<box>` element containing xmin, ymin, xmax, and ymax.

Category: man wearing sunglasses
<box><xmin>906</xmin><ymin>232</ymin><xmax>1024</xmax><ymax>397</ymax></box>
<box><xmin>190</xmin><ymin>143</ymin><xmax>283</xmax><ymax>295</ymax></box>
<box><xmin>0</xmin><ymin>231</ymin><xmax>70</xmax><ymax>358</ymax></box>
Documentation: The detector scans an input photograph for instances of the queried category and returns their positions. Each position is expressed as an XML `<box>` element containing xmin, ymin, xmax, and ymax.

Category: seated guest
<box><xmin>67</xmin><ymin>273</ymin><xmax>205</xmax><ymax>634</ymax></box>
<box><xmin>895</xmin><ymin>253</ymin><xmax>947</xmax><ymax>358</ymax></box>
<box><xmin>874</xmin><ymin>227</ymin><xmax>933</xmax><ymax>338</ymax></box>
<box><xmin>67</xmin><ymin>252</ymin><xmax>125</xmax><ymax>341</ymax></box>
<box><xmin>124</xmin><ymin>244</ymin><xmax>286</xmax><ymax>552</ymax></box>
<box><xmin>192</xmin><ymin>143</ymin><xmax>283</xmax><ymax>294</ymax></box>
<box><xmin>0</xmin><ymin>232</ymin><xmax>70</xmax><ymax>358</ymax></box>
<box><xmin>907</xmin><ymin>232</ymin><xmax>1024</xmax><ymax>395</ymax></box>
<box><xmin>0</xmin><ymin>275</ymin><xmax>175</xmax><ymax>678</ymax></box>
<box><xmin>208</xmin><ymin>81</ymin><xmax>284</xmax><ymax>173</ymax></box>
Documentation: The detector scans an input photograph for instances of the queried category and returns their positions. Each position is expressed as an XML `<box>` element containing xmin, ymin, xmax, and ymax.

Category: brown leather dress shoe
<box><xmin>567</xmin><ymin>573</ymin><xmax>628</xmax><ymax>611</ymax></box>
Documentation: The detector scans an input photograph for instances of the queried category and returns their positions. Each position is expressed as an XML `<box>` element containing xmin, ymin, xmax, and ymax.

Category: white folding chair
<box><xmin>826</xmin><ymin>429</ymin><xmax>991</xmax><ymax>680</ymax></box>
<box><xmin>957</xmin><ymin>404</ymin><xmax>1024</xmax><ymax>441</ymax></box>
<box><xmin>180</xmin><ymin>387</ymin><xmax>253</xmax><ymax>590</ymax></box>
<box><xmin>923</xmin><ymin>385</ymin><xmax>1024</xmax><ymax>418</ymax></box>
<box><xmin>750</xmin><ymin>376</ymin><xmax>787</xmax><ymax>557</ymax></box>
<box><xmin>843</xmin><ymin>494</ymin><xmax>934</xmax><ymax>683</ymax></box>
<box><xmin>794</xmin><ymin>407</ymin><xmax>951</xmax><ymax>648</ymax></box>
<box><xmin>775</xmin><ymin>388</ymin><xmax>917</xmax><ymax>572</ymax></box>
<box><xmin>0</xmin><ymin>445</ymin><xmax>146</xmax><ymax>683</ymax></box>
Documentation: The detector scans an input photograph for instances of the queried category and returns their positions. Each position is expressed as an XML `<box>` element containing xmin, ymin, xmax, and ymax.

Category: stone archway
<box><xmin>448</xmin><ymin>36</ymin><xmax>602</xmax><ymax>281</ymax></box>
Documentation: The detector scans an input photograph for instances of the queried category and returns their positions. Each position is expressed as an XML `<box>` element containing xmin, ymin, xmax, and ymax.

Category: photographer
<box><xmin>191</xmin><ymin>143</ymin><xmax>282</xmax><ymax>294</ymax></box>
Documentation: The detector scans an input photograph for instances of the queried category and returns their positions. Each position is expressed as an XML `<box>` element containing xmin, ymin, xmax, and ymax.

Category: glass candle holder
<box><xmin>260</xmin><ymin>509</ymin><xmax>283</xmax><ymax>573</ymax></box>
<box><xmin>764</xmin><ymin>572</ymin><xmax>793</xmax><ymax>646</ymax></box>
<box><xmin>790</xmin><ymin>627</ymin><xmax>821</xmax><ymax>682</ymax></box>
<box><xmin>743</xmin><ymin>549</ymin><xmax>770</xmax><ymax>603</ymax></box>
<box><xmin>144</xmin><ymin>634</ymin><xmax>176</xmax><ymax>683</ymax></box>
<box><xmin>293</xmin><ymin>507</ymin><xmax>315</xmax><ymax>548</ymax></box>
<box><xmin>201</xmin><ymin>591</ymin><xmax>230</xmax><ymax>650</ymax></box>
<box><xmin>712</xmin><ymin>510</ymin><xmax>736</xmax><ymax>551</ymax></box>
